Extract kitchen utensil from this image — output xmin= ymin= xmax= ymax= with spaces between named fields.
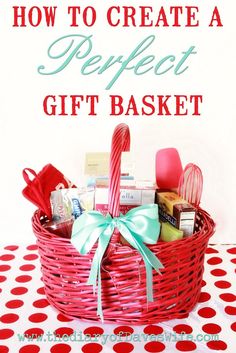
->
xmin=156 ymin=148 xmax=183 ymax=189
xmin=178 ymin=163 xmax=203 ymax=207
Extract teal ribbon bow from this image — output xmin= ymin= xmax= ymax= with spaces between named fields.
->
xmin=71 ymin=204 xmax=164 ymax=320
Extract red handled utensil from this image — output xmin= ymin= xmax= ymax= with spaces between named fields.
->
xmin=178 ymin=163 xmax=203 ymax=208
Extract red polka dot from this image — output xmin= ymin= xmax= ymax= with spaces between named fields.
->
xmin=0 ymin=345 xmax=9 ymax=353
xmin=11 ymin=286 xmax=28 ymax=295
xmin=207 ymin=340 xmax=227 ymax=350
xmin=54 ymin=327 xmax=74 ymax=337
xmin=206 ymin=247 xmax=219 ymax=254
xmin=19 ymin=345 xmax=40 ymax=353
xmin=28 ymin=313 xmax=48 ymax=323
xmin=144 ymin=342 xmax=165 ymax=352
xmin=227 ymin=247 xmax=236 ymax=254
xmin=4 ymin=245 xmax=19 ymax=251
xmin=198 ymin=292 xmax=211 ymax=303
xmin=1 ymin=313 xmax=19 ymax=323
xmin=113 ymin=342 xmax=134 ymax=353
xmin=211 ymin=269 xmax=226 ymax=276
xmin=82 ymin=343 xmax=103 ymax=353
xmin=225 ymin=306 xmax=236 ymax=315
xmin=50 ymin=344 xmax=71 ymax=353
xmin=0 ymin=329 xmax=14 ymax=339
xmin=230 ymin=258 xmax=236 ymax=264
xmin=24 ymin=328 xmax=44 ymax=338
xmin=33 ymin=299 xmax=49 ymax=308
xmin=5 ymin=300 xmax=24 ymax=309
xmin=57 ymin=314 xmax=73 ymax=322
xmin=36 ymin=287 xmax=45 ymax=295
xmin=0 ymin=265 xmax=11 ymax=271
xmin=23 ymin=254 xmax=38 ymax=261
xmin=83 ymin=327 xmax=104 ymax=337
xmin=143 ymin=325 xmax=163 ymax=335
xmin=173 ymin=324 xmax=193 ymax=334
xmin=176 ymin=341 xmax=197 ymax=351
xmin=201 ymin=280 xmax=206 ymax=287
xmin=202 ymin=323 xmax=221 ymax=334
xmin=219 ymin=293 xmax=236 ymax=302
xmin=198 ymin=307 xmax=216 ymax=318
xmin=114 ymin=326 xmax=134 ymax=336
xmin=20 ymin=264 xmax=36 ymax=271
xmin=214 ymin=280 xmax=231 ymax=289
xmin=0 ymin=254 xmax=15 ymax=261
xmin=26 ymin=244 xmax=38 ymax=251
xmin=207 ymin=257 xmax=222 ymax=265
xmin=231 ymin=322 xmax=236 ymax=332
xmin=15 ymin=275 xmax=32 ymax=282
xmin=0 ymin=275 xmax=6 ymax=282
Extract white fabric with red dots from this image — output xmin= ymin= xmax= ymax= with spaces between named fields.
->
xmin=0 ymin=244 xmax=235 ymax=353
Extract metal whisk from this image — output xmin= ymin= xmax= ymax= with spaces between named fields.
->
xmin=178 ymin=163 xmax=203 ymax=208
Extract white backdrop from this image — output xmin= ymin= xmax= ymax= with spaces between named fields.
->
xmin=0 ymin=0 xmax=235 ymax=243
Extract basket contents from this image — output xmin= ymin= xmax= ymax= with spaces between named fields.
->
xmin=22 ymin=123 xmax=215 ymax=324
xmin=157 ymin=191 xmax=196 ymax=236
xmin=50 ymin=187 xmax=94 ymax=221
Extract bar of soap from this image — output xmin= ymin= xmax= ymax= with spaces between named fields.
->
xmin=160 ymin=222 xmax=184 ymax=242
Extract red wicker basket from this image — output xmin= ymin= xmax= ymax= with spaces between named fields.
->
xmin=32 ymin=124 xmax=215 ymax=324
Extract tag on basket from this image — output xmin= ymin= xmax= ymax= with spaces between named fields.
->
xmin=71 ymin=203 xmax=164 ymax=321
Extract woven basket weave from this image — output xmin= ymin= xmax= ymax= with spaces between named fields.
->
xmin=32 ymin=124 xmax=215 ymax=324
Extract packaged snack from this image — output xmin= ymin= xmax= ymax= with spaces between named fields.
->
xmin=50 ymin=188 xmax=94 ymax=221
xmin=157 ymin=191 xmax=196 ymax=236
xmin=160 ymin=221 xmax=184 ymax=242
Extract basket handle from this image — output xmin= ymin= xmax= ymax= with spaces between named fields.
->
xmin=108 ymin=124 xmax=130 ymax=217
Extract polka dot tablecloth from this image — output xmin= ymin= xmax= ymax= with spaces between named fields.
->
xmin=0 ymin=244 xmax=236 ymax=353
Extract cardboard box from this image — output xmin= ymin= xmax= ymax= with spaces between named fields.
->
xmin=157 ymin=191 xmax=196 ymax=236
xmin=95 ymin=186 xmax=155 ymax=215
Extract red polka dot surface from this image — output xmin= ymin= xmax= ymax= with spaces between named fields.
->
xmin=28 ymin=313 xmax=48 ymax=323
xmin=144 ymin=342 xmax=165 ymax=352
xmin=0 ymin=329 xmax=14 ymax=339
xmin=113 ymin=342 xmax=134 ymax=353
xmin=11 ymin=286 xmax=28 ymax=295
xmin=0 ymin=254 xmax=15 ymax=261
xmin=50 ymin=344 xmax=72 ymax=353
xmin=207 ymin=256 xmax=223 ymax=265
xmin=198 ymin=292 xmax=211 ymax=302
xmin=202 ymin=323 xmax=221 ymax=334
xmin=207 ymin=340 xmax=227 ymax=350
xmin=24 ymin=328 xmax=44 ymax=338
xmin=0 ymin=243 xmax=236 ymax=352
xmin=32 ymin=299 xmax=49 ymax=308
xmin=214 ymin=280 xmax=231 ymax=288
xmin=198 ymin=307 xmax=216 ymax=318
xmin=206 ymin=247 xmax=219 ymax=254
xmin=82 ymin=343 xmax=103 ymax=353
xmin=23 ymin=254 xmax=38 ymax=261
xmin=114 ymin=326 xmax=134 ymax=336
xmin=210 ymin=268 xmax=227 ymax=276
xmin=227 ymin=247 xmax=236 ymax=254
xmin=0 ymin=265 xmax=11 ymax=272
xmin=19 ymin=345 xmax=40 ymax=353
xmin=15 ymin=275 xmax=32 ymax=283
xmin=175 ymin=341 xmax=197 ymax=351
xmin=143 ymin=325 xmax=163 ymax=335
xmin=5 ymin=300 xmax=24 ymax=309
xmin=173 ymin=324 xmax=193 ymax=334
xmin=219 ymin=293 xmax=236 ymax=302
xmin=19 ymin=264 xmax=36 ymax=271
xmin=83 ymin=326 xmax=104 ymax=336
xmin=26 ymin=244 xmax=38 ymax=251
xmin=4 ymin=245 xmax=19 ymax=251
xmin=1 ymin=313 xmax=19 ymax=323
